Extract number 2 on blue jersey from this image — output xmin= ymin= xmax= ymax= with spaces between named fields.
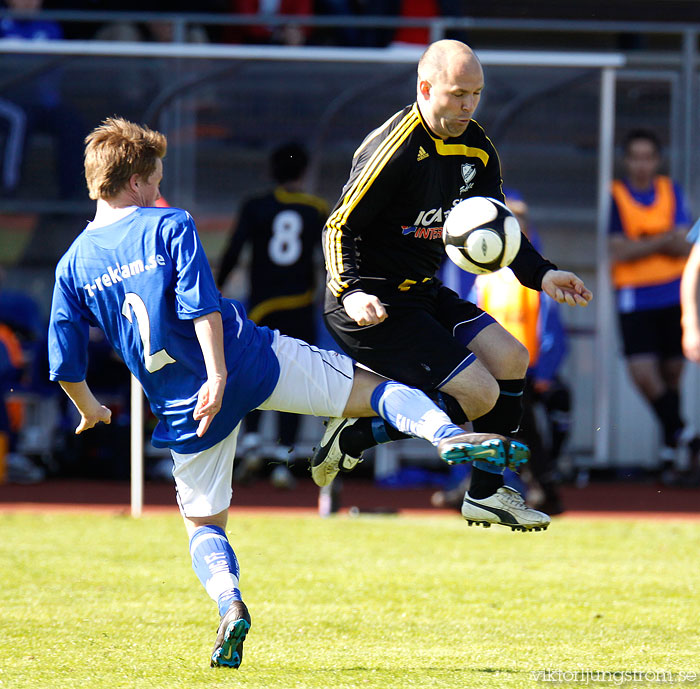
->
xmin=121 ymin=292 xmax=176 ymax=373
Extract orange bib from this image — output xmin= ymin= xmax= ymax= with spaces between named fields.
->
xmin=611 ymin=176 xmax=686 ymax=288
xmin=476 ymin=270 xmax=540 ymax=366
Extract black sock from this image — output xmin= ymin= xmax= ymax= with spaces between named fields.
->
xmin=651 ymin=390 xmax=684 ymax=447
xmin=428 ymin=390 xmax=468 ymax=425
xmin=471 ymin=379 xmax=525 ymax=436
xmin=468 ymin=379 xmax=525 ymax=498
xmin=338 ymin=417 xmax=411 ymax=457
xmin=469 ymin=466 xmax=504 ymax=499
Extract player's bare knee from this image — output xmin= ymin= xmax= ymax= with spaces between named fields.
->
xmin=450 ymin=374 xmax=499 ymax=420
xmin=184 ymin=509 xmax=229 ymax=536
xmin=497 ymin=338 xmax=529 ymax=379
xmin=471 ymin=376 xmax=500 ymax=418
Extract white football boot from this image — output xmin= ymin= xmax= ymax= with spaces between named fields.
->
xmin=310 ymin=418 xmax=362 ymax=487
xmin=461 ymin=485 xmax=551 ymax=532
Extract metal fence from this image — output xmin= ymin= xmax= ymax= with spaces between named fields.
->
xmin=1 ymin=13 xmax=699 ymax=471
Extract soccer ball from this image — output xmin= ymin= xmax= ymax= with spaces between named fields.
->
xmin=443 ymin=196 xmax=522 ymax=274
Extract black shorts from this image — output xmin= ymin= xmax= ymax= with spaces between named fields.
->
xmin=618 ymin=304 xmax=683 ymax=358
xmin=324 ymin=282 xmax=494 ymax=391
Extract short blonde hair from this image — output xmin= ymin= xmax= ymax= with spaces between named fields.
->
xmin=84 ymin=117 xmax=167 ymax=200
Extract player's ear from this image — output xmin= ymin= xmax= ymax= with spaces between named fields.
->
xmin=128 ymin=173 xmax=141 ymax=192
xmin=418 ymin=79 xmax=432 ymax=100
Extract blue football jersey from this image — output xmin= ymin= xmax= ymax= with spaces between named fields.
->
xmin=49 ymin=207 xmax=280 ymax=453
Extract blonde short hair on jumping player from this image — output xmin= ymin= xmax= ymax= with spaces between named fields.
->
xmin=84 ymin=117 xmax=167 ymax=201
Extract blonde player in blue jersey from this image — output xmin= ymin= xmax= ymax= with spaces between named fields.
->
xmin=48 ymin=118 xmax=529 ymax=669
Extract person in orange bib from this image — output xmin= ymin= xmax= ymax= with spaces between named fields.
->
xmin=609 ymin=129 xmax=696 ymax=482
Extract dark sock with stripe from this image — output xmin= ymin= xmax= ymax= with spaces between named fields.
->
xmin=339 ymin=417 xmax=411 ymax=457
xmin=471 ymin=378 xmax=525 ymax=436
xmin=469 ymin=378 xmax=526 ymax=498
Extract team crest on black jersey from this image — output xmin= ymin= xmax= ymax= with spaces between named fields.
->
xmin=459 ymin=163 xmax=476 ymax=193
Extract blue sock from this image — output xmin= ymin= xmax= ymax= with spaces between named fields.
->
xmin=189 ymin=525 xmax=242 ymax=616
xmin=370 ymin=381 xmax=464 ymax=447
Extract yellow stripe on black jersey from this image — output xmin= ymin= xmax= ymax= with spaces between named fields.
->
xmin=274 ymin=187 xmax=329 ymax=216
xmin=326 ymin=106 xmax=420 ymax=292
xmin=434 ymin=139 xmax=489 ymax=165
xmin=325 ymin=105 xmax=420 ymax=295
xmin=248 ymin=288 xmax=316 ymax=324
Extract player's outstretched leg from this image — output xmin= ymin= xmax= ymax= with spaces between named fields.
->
xmin=211 ymin=600 xmax=251 ymax=668
xmin=310 ymin=422 xmax=525 ymax=488
xmin=310 ymin=380 xmax=536 ymax=493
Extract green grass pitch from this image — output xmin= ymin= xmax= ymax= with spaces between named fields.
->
xmin=1 ymin=512 xmax=699 ymax=689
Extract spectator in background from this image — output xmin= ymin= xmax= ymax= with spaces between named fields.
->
xmin=389 ymin=0 xmax=469 ymax=47
xmin=95 ymin=19 xmax=210 ymax=43
xmin=353 ymin=0 xmax=399 ymax=47
xmin=0 ymin=0 xmax=85 ymax=199
xmin=217 ymin=143 xmax=328 ymax=485
xmin=225 ymin=0 xmax=313 ymax=45
xmin=434 ymin=196 xmax=571 ymax=515
xmin=609 ymin=129 xmax=696 ymax=483
xmin=312 ymin=0 xmax=402 ymax=47
xmin=0 ymin=277 xmax=45 ymax=484
xmin=312 ymin=0 xmax=356 ymax=46
xmin=0 ymin=315 xmax=24 ymax=483
xmin=391 ymin=0 xmax=436 ymax=46
xmin=52 ymin=1 xmax=228 ymax=42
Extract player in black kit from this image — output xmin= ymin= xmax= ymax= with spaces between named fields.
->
xmin=218 ymin=143 xmax=328 ymax=481
xmin=312 ymin=40 xmax=592 ymax=531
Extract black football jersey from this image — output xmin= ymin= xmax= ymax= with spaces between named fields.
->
xmin=324 ymin=103 xmax=554 ymax=304
xmin=218 ymin=188 xmax=328 ymax=322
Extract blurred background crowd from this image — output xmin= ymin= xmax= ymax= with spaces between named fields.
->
xmin=1 ymin=0 xmax=700 ymax=515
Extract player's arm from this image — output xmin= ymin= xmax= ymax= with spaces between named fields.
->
xmin=192 ymin=310 xmax=227 ymax=437
xmin=541 ymin=269 xmax=592 ymax=307
xmin=49 ymin=273 xmax=112 ymax=434
xmin=167 ymin=211 xmax=228 ymax=435
xmin=325 ymin=117 xmax=411 ymax=325
xmin=472 ymin=128 xmax=569 ymax=298
xmin=681 ymin=240 xmax=700 ymax=362
xmin=59 ymin=380 xmax=112 ymax=434
xmin=506 ymin=197 xmax=591 ymax=305
xmin=217 ymin=202 xmax=253 ymax=288
xmin=510 ymin=231 xmax=591 ymax=306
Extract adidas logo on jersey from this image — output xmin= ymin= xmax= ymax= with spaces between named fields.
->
xmin=417 ymin=146 xmax=429 ymax=161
